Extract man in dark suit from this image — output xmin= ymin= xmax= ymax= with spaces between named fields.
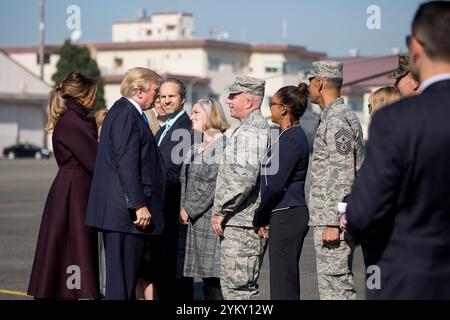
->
xmin=153 ymin=78 xmax=193 ymax=300
xmin=343 ymin=1 xmax=450 ymax=299
xmin=85 ymin=67 xmax=165 ymax=300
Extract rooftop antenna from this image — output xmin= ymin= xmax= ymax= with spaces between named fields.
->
xmin=39 ymin=0 xmax=45 ymax=80
xmin=137 ymin=8 xmax=146 ymax=20
xmin=349 ymin=48 xmax=360 ymax=57
xmin=216 ymin=32 xmax=229 ymax=41
xmin=282 ymin=18 xmax=288 ymax=41
xmin=392 ymin=48 xmax=400 ymax=55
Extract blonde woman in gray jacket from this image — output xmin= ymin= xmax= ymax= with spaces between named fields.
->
xmin=178 ymin=98 xmax=229 ymax=300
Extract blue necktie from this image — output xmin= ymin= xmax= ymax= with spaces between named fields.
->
xmin=141 ymin=112 xmax=149 ymax=125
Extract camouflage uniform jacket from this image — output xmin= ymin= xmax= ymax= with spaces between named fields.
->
xmin=309 ymin=97 xmax=363 ymax=226
xmin=212 ymin=109 xmax=270 ymax=227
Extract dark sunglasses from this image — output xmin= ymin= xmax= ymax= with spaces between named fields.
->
xmin=406 ymin=34 xmax=427 ymax=50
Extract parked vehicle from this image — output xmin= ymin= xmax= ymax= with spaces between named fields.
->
xmin=2 ymin=143 xmax=52 ymax=160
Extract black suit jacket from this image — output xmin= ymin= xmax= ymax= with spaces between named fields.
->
xmin=155 ymin=111 xmax=192 ymax=187
xmin=85 ymin=97 xmax=166 ymax=235
xmin=346 ymin=79 xmax=450 ymax=299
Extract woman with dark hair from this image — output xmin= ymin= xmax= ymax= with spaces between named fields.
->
xmin=253 ymin=83 xmax=310 ymax=300
xmin=28 ymin=72 xmax=100 ymax=299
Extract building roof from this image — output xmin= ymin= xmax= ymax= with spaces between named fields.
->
xmin=2 ymin=39 xmax=326 ymax=59
xmin=0 ymin=49 xmax=51 ymax=102
xmin=103 ymin=73 xmax=211 ymax=85
xmin=113 ymin=12 xmax=193 ymax=24
xmin=336 ymin=55 xmax=399 ymax=95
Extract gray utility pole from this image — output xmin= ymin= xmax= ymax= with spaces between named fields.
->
xmin=39 ymin=0 xmax=45 ymax=80
xmin=39 ymin=0 xmax=48 ymax=149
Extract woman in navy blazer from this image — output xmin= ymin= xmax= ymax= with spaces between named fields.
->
xmin=253 ymin=83 xmax=310 ymax=300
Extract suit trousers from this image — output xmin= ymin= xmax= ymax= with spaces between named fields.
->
xmin=103 ymin=231 xmax=145 ymax=300
xmin=269 ymin=206 xmax=309 ymax=300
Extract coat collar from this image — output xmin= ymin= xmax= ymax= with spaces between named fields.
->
xmin=66 ymin=98 xmax=90 ymax=117
xmin=240 ymin=109 xmax=263 ymax=126
xmin=422 ymin=78 xmax=450 ymax=94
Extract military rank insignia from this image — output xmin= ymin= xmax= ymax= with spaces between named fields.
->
xmin=335 ymin=128 xmax=352 ymax=155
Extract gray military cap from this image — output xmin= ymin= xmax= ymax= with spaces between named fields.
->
xmin=308 ymin=60 xmax=344 ymax=80
xmin=386 ymin=54 xmax=411 ymax=79
xmin=228 ymin=76 xmax=266 ymax=97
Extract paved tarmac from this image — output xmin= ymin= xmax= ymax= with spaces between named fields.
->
xmin=0 ymin=159 xmax=366 ymax=300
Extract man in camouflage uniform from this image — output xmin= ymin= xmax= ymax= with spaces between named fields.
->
xmin=387 ymin=54 xmax=420 ymax=97
xmin=308 ymin=61 xmax=363 ymax=300
xmin=211 ymin=76 xmax=270 ymax=300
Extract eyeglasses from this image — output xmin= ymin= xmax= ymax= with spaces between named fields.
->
xmin=406 ymin=34 xmax=427 ymax=50
xmin=269 ymin=102 xmax=285 ymax=108
xmin=198 ymin=98 xmax=213 ymax=105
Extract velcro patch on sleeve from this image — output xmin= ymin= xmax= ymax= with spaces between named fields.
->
xmin=335 ymin=128 xmax=352 ymax=155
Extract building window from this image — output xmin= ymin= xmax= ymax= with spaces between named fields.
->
xmin=208 ymin=58 xmax=221 ymax=71
xmin=192 ymin=92 xmax=199 ymax=104
xmin=166 ymin=25 xmax=176 ymax=31
xmin=265 ymin=62 xmax=282 ymax=74
xmin=347 ymin=96 xmax=364 ymax=112
xmin=233 ymin=60 xmax=245 ymax=73
xmin=146 ymin=29 xmax=152 ymax=36
xmin=36 ymin=53 xmax=50 ymax=65
xmin=114 ymin=57 xmax=123 ymax=68
xmin=283 ymin=62 xmax=300 ymax=75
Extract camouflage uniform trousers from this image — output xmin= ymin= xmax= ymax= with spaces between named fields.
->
xmin=313 ymin=226 xmax=356 ymax=300
xmin=220 ymin=226 xmax=267 ymax=300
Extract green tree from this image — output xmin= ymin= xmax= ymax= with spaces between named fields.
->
xmin=52 ymin=39 xmax=106 ymax=110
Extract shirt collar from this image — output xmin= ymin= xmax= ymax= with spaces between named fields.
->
xmin=320 ymin=97 xmax=345 ymax=121
xmin=126 ymin=97 xmax=143 ymax=115
xmin=241 ymin=109 xmax=262 ymax=126
xmin=419 ymin=73 xmax=450 ymax=93
xmin=165 ymin=109 xmax=186 ymax=128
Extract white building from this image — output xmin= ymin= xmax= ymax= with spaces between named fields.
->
xmin=113 ymin=12 xmax=194 ymax=42
xmin=3 ymin=12 xmax=325 ymax=143
xmin=0 ymin=50 xmax=51 ymax=153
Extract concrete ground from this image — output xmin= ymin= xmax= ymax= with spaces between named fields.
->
xmin=0 ymin=159 xmax=366 ymax=300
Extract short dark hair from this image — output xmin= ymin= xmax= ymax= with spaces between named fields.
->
xmin=274 ymin=83 xmax=309 ymax=121
xmin=324 ymin=77 xmax=343 ymax=90
xmin=412 ymin=1 xmax=450 ymax=62
xmin=161 ymin=77 xmax=187 ymax=101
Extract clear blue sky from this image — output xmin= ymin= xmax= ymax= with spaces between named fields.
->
xmin=0 ymin=0 xmax=423 ymax=57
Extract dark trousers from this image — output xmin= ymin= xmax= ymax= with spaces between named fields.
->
xmin=154 ymin=187 xmax=194 ymax=300
xmin=269 ymin=206 xmax=309 ymax=300
xmin=103 ymin=231 xmax=145 ymax=300
xmin=203 ymin=277 xmax=223 ymax=300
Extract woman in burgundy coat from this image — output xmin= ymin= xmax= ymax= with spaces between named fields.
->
xmin=28 ymin=72 xmax=100 ymax=299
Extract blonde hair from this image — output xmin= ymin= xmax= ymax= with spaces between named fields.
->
xmin=369 ymin=86 xmax=402 ymax=116
xmin=196 ymin=98 xmax=230 ymax=132
xmin=120 ymin=67 xmax=162 ymax=98
xmin=94 ymin=108 xmax=108 ymax=133
xmin=46 ymin=72 xmax=98 ymax=132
